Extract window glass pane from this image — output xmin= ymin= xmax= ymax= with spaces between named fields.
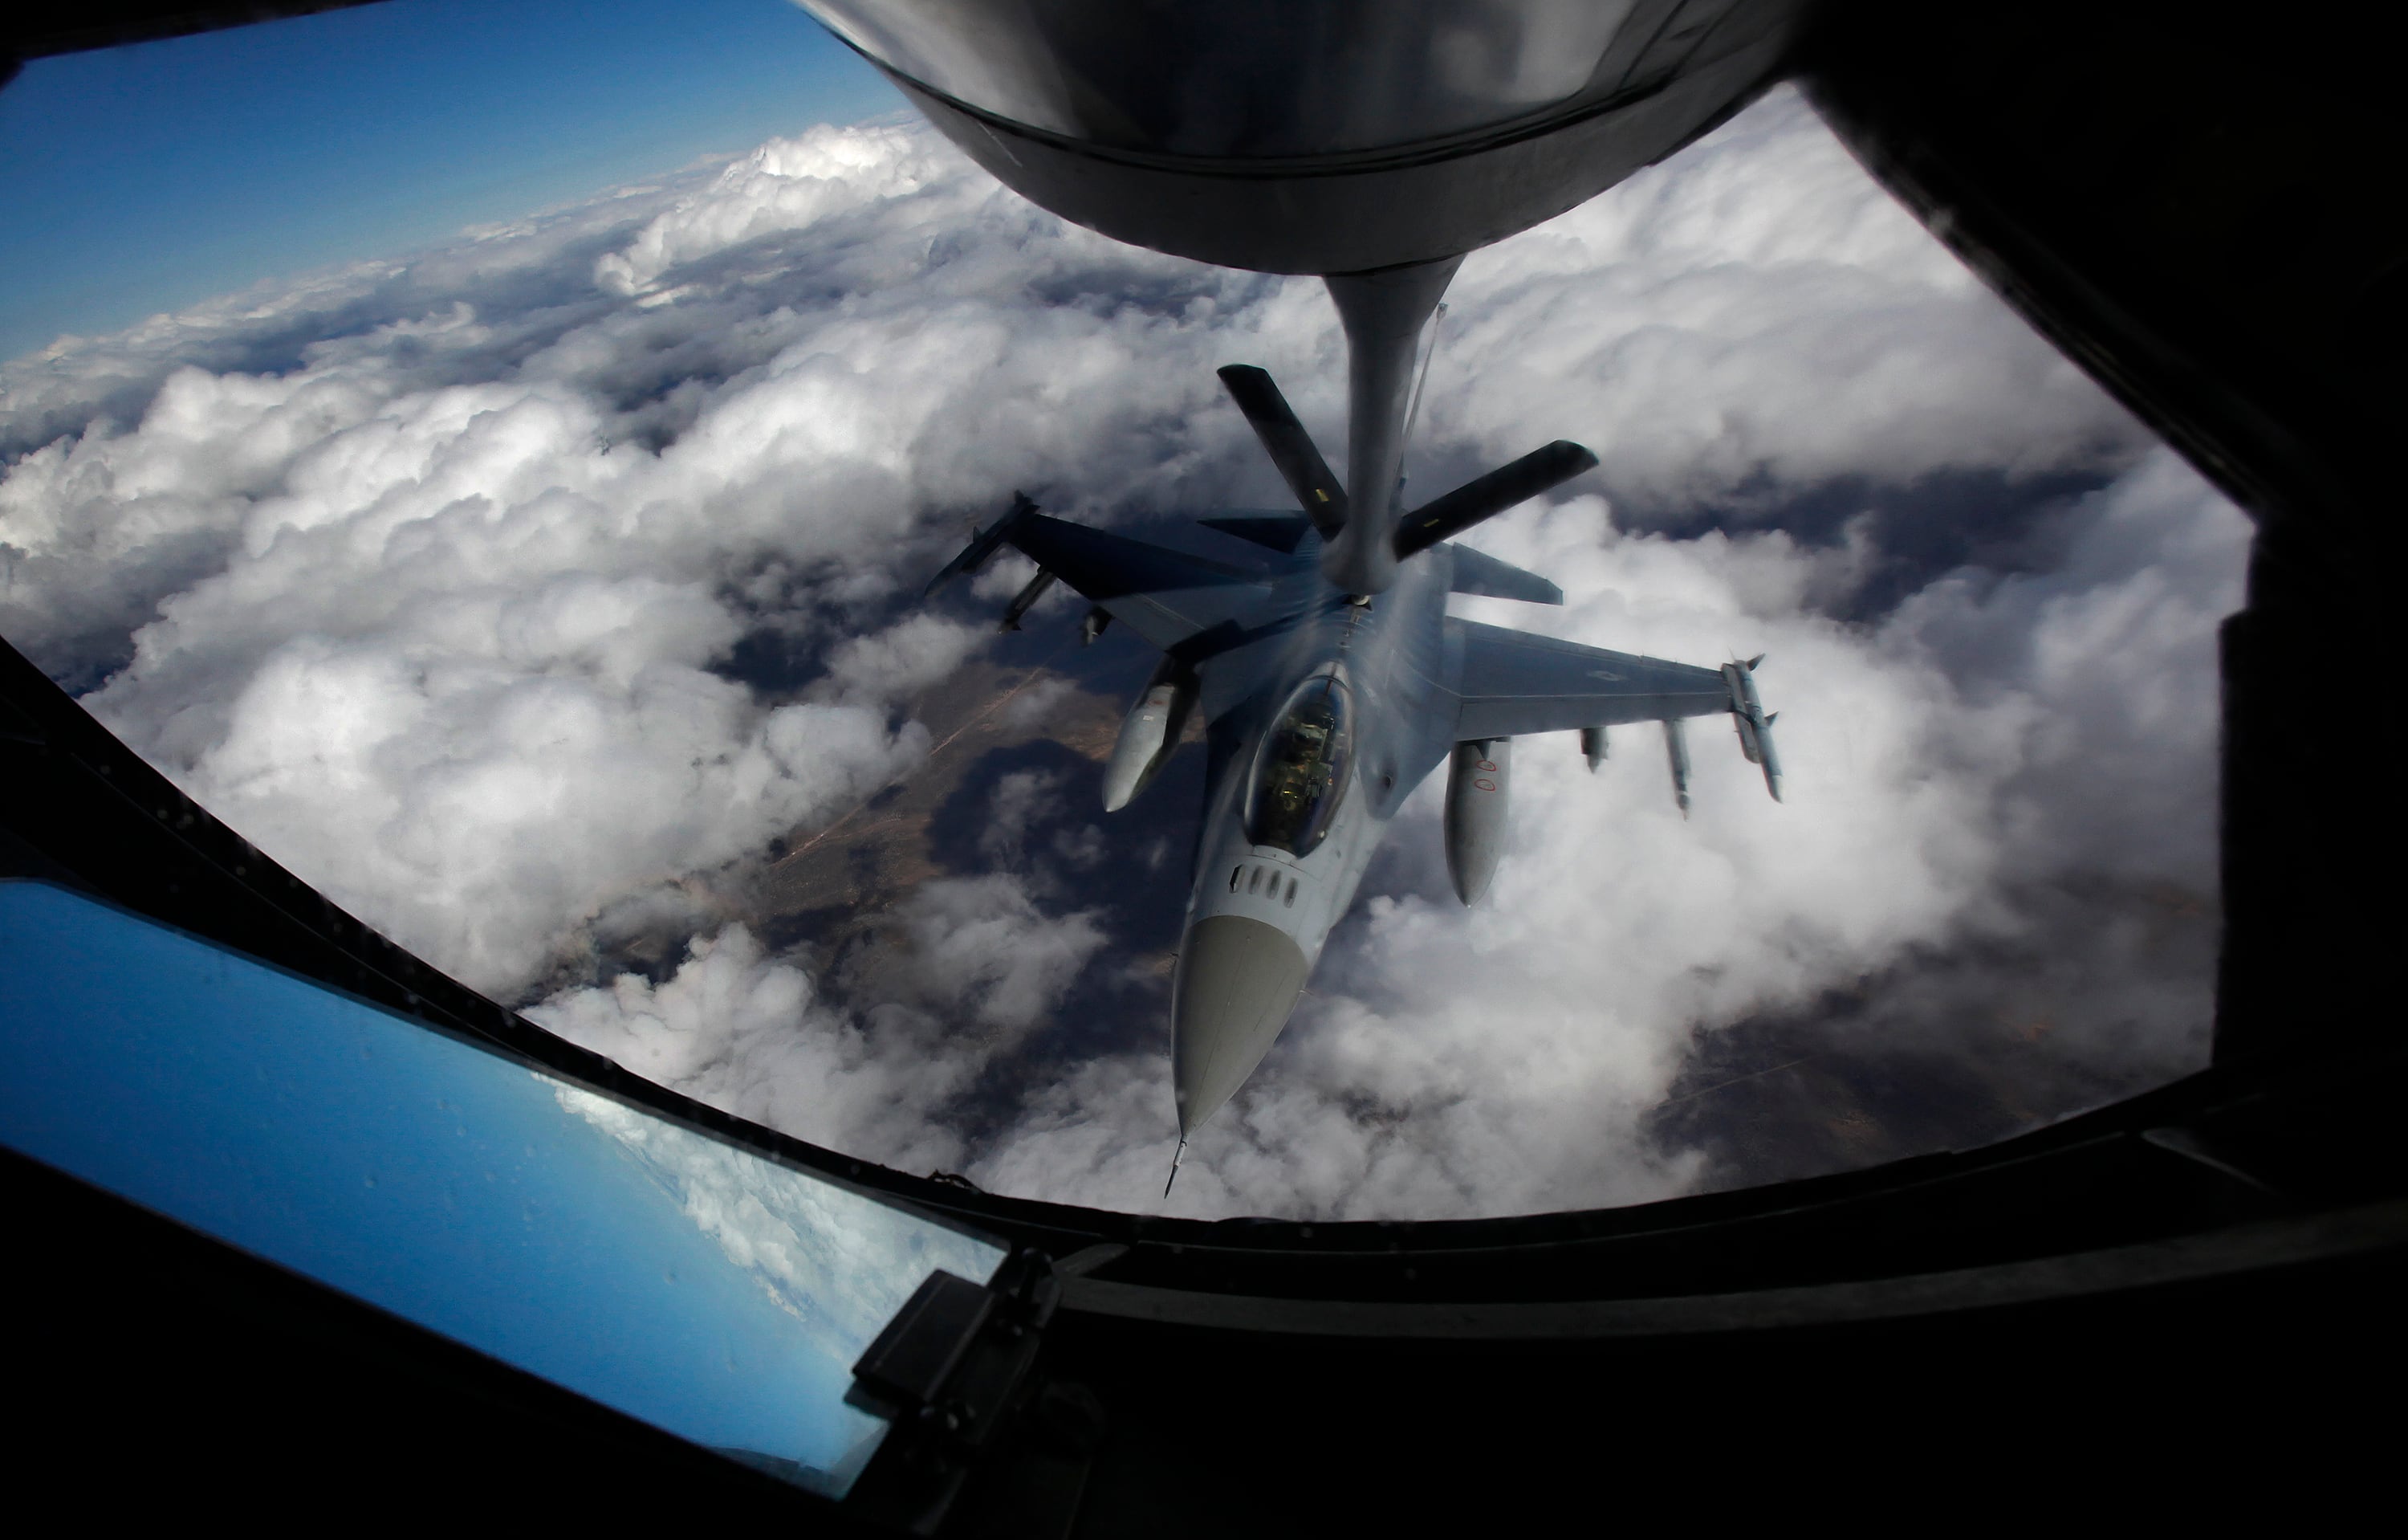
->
xmin=0 ymin=880 xmax=1003 ymax=1497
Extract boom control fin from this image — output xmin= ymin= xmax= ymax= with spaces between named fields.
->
xmin=1393 ymin=440 xmax=1597 ymax=560
xmin=1217 ymin=365 xmax=1347 ymax=537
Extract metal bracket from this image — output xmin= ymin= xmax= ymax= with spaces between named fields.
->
xmin=843 ymin=1248 xmax=1063 ymax=1534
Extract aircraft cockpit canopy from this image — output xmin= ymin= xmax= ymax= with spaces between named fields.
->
xmin=1247 ymin=672 xmax=1355 ymax=856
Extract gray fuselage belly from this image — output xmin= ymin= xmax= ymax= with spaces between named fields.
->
xmin=1170 ymin=537 xmax=1461 ymax=1133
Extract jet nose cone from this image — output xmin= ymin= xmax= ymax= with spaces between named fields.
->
xmin=1172 ymin=915 xmax=1310 ymax=1136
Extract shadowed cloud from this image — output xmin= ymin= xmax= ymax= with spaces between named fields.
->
xmin=0 ymin=89 xmax=2243 ymax=1220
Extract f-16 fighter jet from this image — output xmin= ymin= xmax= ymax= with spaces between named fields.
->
xmin=926 ymin=359 xmax=1783 ymax=1187
xmin=820 ymin=0 xmax=1809 ymax=1180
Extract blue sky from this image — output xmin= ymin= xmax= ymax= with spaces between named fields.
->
xmin=0 ymin=0 xmax=896 ymax=363
xmin=0 ymin=879 xmax=1001 ymax=1491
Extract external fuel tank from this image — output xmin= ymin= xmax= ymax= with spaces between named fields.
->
xmin=1102 ymin=661 xmax=1196 ymax=812
xmin=1444 ymin=737 xmax=1511 ymax=905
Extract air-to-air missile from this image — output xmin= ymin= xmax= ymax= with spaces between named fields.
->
xmin=1722 ymin=655 xmax=1784 ymax=802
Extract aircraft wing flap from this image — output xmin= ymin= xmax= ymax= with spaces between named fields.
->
xmin=1449 ymin=617 xmax=1728 ymax=739
xmin=1006 ymin=511 xmax=1269 ymax=652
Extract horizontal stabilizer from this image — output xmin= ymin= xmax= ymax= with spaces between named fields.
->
xmin=1217 ymin=365 xmax=1347 ymax=537
xmin=1721 ymin=658 xmax=1784 ymax=801
xmin=1450 ymin=545 xmax=1561 ymax=605
xmin=1393 ymin=441 xmax=1597 ymax=559
xmin=924 ymin=491 xmax=1035 ymax=597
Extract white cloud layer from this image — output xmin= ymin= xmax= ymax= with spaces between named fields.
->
xmin=0 ymin=90 xmax=2245 ymax=1219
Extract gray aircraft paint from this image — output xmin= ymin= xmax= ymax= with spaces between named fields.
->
xmin=836 ymin=0 xmax=1804 ymax=1158
xmin=933 ymin=462 xmax=1781 ymax=1146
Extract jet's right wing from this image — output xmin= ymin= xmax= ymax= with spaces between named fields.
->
xmin=1448 ymin=617 xmax=1729 ymax=739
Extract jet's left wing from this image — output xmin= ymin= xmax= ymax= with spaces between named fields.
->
xmin=1449 ymin=617 xmax=1728 ymax=739
xmin=929 ymin=498 xmax=1271 ymax=654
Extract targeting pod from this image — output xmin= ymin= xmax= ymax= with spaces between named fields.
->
xmin=1103 ymin=658 xmax=1197 ymax=812
xmin=1444 ymin=738 xmax=1511 ymax=905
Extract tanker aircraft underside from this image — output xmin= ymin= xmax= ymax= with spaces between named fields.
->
xmin=928 ymin=360 xmax=1784 ymax=1190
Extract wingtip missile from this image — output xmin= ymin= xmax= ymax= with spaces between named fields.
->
xmin=1721 ymin=661 xmax=1784 ymax=803
xmin=1755 ymin=713 xmax=1784 ymax=803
